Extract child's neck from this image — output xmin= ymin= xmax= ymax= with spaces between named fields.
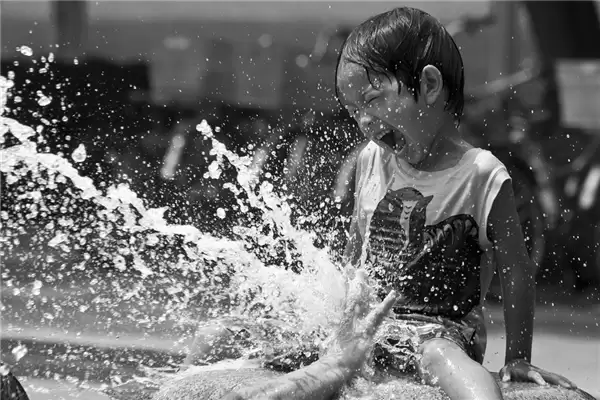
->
xmin=409 ymin=119 xmax=469 ymax=172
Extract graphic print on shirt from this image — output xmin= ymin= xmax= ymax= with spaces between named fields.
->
xmin=366 ymin=187 xmax=482 ymax=319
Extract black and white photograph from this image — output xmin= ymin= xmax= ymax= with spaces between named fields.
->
xmin=1 ymin=1 xmax=599 ymax=399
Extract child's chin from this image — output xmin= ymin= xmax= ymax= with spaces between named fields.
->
xmin=399 ymin=147 xmax=424 ymax=166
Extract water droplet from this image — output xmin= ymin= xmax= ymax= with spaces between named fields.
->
xmin=11 ymin=344 xmax=28 ymax=361
xmin=17 ymin=46 xmax=33 ymax=57
xmin=146 ymin=234 xmax=159 ymax=247
xmin=113 ymin=255 xmax=126 ymax=271
xmin=71 ymin=144 xmax=87 ymax=163
xmin=48 ymin=232 xmax=67 ymax=247
xmin=32 ymin=280 xmax=42 ymax=296
xmin=37 ymin=95 xmax=52 ymax=107
xmin=216 ymin=208 xmax=226 ymax=219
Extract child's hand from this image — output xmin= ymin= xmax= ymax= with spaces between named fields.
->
xmin=500 ymin=359 xmax=576 ymax=389
xmin=337 ymin=290 xmax=398 ymax=371
xmin=326 ymin=270 xmax=398 ymax=370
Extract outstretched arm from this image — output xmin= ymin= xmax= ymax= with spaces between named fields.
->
xmin=223 ymin=289 xmax=398 ymax=400
xmin=223 ymin=356 xmax=359 ymax=400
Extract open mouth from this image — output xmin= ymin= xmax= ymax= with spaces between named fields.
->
xmin=379 ymin=129 xmax=406 ymax=154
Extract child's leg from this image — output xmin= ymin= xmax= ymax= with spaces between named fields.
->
xmin=419 ymin=338 xmax=502 ymax=400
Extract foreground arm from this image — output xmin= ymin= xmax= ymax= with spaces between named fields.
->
xmin=223 ymin=357 xmax=359 ymax=400
xmin=488 ymin=181 xmax=574 ymax=388
xmin=223 ymin=290 xmax=397 ymax=400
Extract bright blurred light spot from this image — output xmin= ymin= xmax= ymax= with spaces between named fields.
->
xmin=164 ymin=36 xmax=190 ymax=50
xmin=258 ymin=34 xmax=273 ymax=48
xmin=296 ymin=54 xmax=309 ymax=68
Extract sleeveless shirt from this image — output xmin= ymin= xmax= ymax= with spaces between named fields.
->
xmin=352 ymin=142 xmax=511 ymax=344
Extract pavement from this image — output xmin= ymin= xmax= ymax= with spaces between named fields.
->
xmin=1 ymin=266 xmax=599 ymax=399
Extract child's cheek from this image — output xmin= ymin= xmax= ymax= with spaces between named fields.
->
xmin=393 ymin=97 xmax=417 ymax=115
xmin=392 ymin=105 xmax=419 ymax=131
xmin=393 ymin=104 xmax=405 ymax=114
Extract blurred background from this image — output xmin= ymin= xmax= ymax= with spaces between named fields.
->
xmin=1 ymin=1 xmax=599 ymax=399
xmin=3 ymin=0 xmax=600 ymax=299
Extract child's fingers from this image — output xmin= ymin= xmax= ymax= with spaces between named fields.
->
xmin=362 ymin=290 xmax=398 ymax=338
xmin=351 ymin=269 xmax=370 ymax=301
xmin=540 ymin=372 xmax=576 ymax=389
xmin=527 ymin=370 xmax=547 ymax=386
xmin=343 ymin=269 xmax=371 ymax=319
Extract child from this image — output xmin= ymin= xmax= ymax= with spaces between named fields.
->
xmin=225 ymin=6 xmax=576 ymax=400
xmin=334 ymin=7 xmax=577 ymax=399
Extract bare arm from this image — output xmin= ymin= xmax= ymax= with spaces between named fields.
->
xmin=487 ymin=181 xmax=536 ymax=363
xmin=223 ymin=290 xmax=398 ymax=400
xmin=223 ymin=357 xmax=359 ymax=400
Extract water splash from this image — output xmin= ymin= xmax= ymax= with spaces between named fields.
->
xmin=16 ymin=46 xmax=33 ymax=57
xmin=0 ymin=64 xmax=350 ymax=390
xmin=198 ymin=120 xmax=346 ymax=293
xmin=71 ymin=143 xmax=87 ymax=163
xmin=11 ymin=344 xmax=28 ymax=362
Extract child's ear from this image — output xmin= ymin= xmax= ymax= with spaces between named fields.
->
xmin=419 ymin=65 xmax=443 ymax=106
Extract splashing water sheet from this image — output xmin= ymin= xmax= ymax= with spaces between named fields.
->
xmin=0 ymin=58 xmax=373 ymax=399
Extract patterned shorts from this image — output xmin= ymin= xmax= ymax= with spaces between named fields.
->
xmin=371 ymin=314 xmax=483 ymax=376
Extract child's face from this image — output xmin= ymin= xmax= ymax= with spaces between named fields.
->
xmin=337 ymin=61 xmax=443 ymax=165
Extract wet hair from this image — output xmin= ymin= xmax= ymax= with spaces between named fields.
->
xmin=335 ymin=7 xmax=465 ymax=121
